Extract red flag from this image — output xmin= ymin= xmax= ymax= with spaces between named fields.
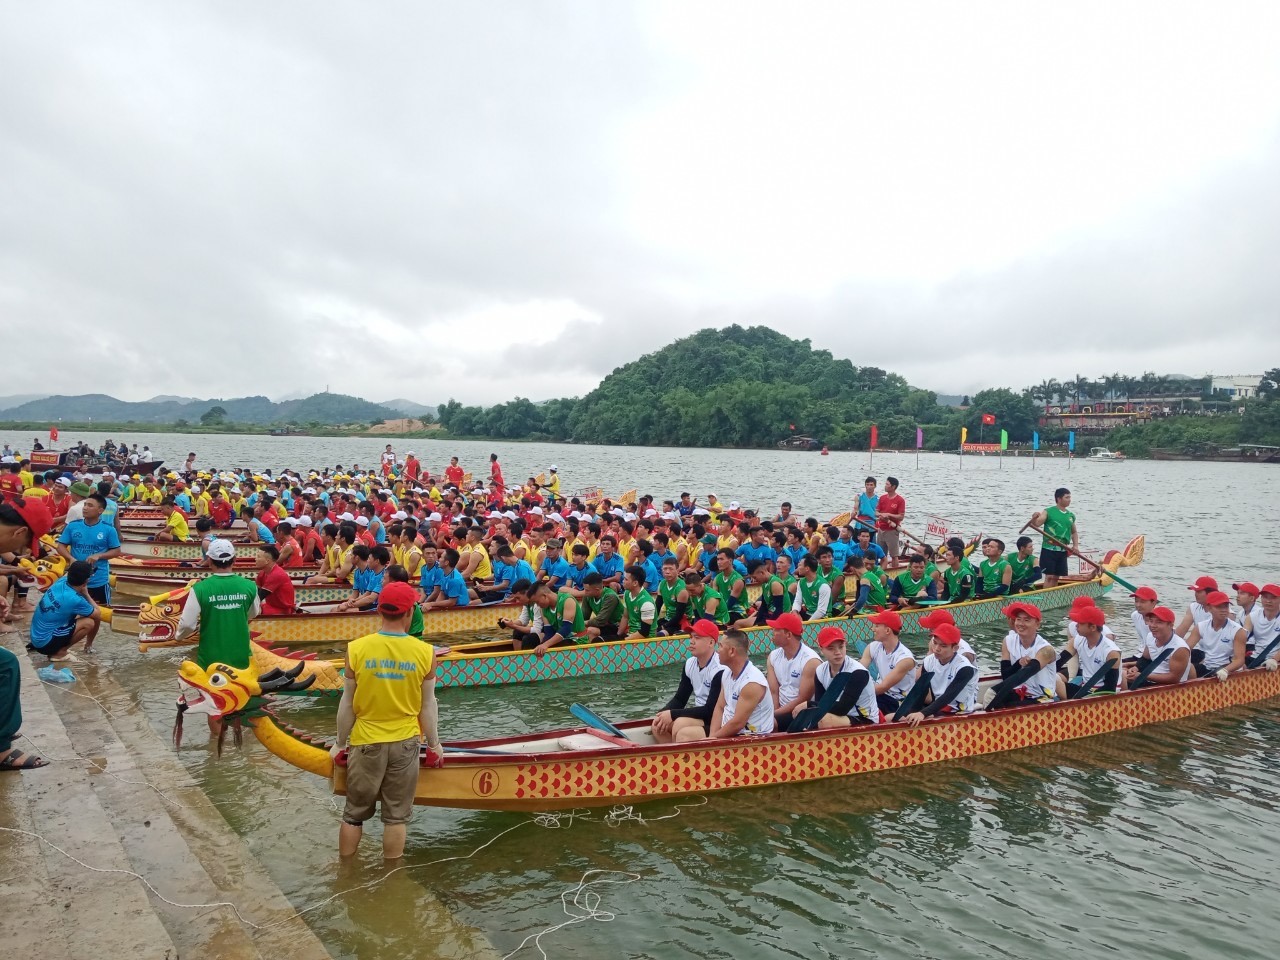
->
xmin=789 ymin=424 xmax=795 ymax=430
xmin=50 ymin=425 xmax=59 ymax=442
xmin=981 ymin=413 xmax=996 ymax=425
xmin=870 ymin=424 xmax=878 ymax=449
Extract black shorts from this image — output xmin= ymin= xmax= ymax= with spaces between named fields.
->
xmin=87 ymin=584 xmax=110 ymax=605
xmin=1039 ymin=549 xmax=1069 ymax=577
xmin=875 ymin=692 xmax=902 ymax=715
xmin=30 ymin=626 xmax=77 ymax=657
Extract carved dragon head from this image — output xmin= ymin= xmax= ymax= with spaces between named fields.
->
xmin=18 ymin=554 xmax=67 ymax=591
xmin=174 ymin=658 xmax=316 ymax=750
xmin=137 ymin=587 xmax=192 ymax=648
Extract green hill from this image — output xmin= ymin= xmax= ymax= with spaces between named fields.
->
xmin=0 ymin=392 xmax=396 ymax=426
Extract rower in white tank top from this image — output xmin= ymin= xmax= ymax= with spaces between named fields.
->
xmin=720 ymin=661 xmax=775 ymax=735
xmin=867 ymin=639 xmax=917 ymax=700
xmin=1074 ymin=634 xmax=1122 ymax=690
xmin=1195 ymin=618 xmax=1245 ymax=672
xmin=1131 ymin=609 xmax=1154 ymax=650
xmin=1004 ymin=630 xmax=1058 ymax=700
xmin=1248 ymin=607 xmax=1280 ymax=660
xmin=683 ymin=652 xmax=723 ymax=708
xmin=767 ymin=643 xmax=820 ymax=708
xmin=1146 ymin=634 xmax=1193 ymax=682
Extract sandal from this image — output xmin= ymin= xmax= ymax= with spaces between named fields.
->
xmin=0 ymin=748 xmax=50 ymax=771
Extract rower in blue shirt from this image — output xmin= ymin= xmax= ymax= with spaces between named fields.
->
xmin=538 ymin=538 xmax=571 ymax=589
xmin=491 ymin=546 xmax=535 ymax=599
xmin=852 ymin=529 xmax=885 ymax=567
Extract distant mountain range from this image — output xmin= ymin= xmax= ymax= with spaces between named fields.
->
xmin=379 ymin=398 xmax=438 ymax=418
xmin=0 ymin=392 xmax=402 ymax=426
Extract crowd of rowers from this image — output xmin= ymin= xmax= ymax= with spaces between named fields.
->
xmin=646 ymin=575 xmax=1280 ymax=742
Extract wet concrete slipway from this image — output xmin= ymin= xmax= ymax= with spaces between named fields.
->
xmin=0 ymin=612 xmax=498 ymax=960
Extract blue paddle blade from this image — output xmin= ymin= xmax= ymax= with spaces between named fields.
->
xmin=570 ymin=702 xmax=626 ymax=738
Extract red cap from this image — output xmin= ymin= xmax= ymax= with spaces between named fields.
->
xmin=1130 ymin=586 xmax=1158 ymax=601
xmin=1261 ymin=584 xmax=1280 ymax=598
xmin=1148 ymin=606 xmax=1176 ymax=623
xmin=1232 ymin=582 xmax=1260 ymax=596
xmin=931 ymin=623 xmax=962 ymax=645
xmin=1002 ymin=601 xmax=1042 ymax=621
xmin=1188 ymin=576 xmax=1218 ymax=592
xmin=1071 ymin=606 xmax=1106 ymax=627
xmin=1204 ymin=590 xmax=1231 ymax=607
xmin=690 ymin=619 xmax=720 ymax=640
xmin=378 ymin=582 xmax=419 ymax=616
xmin=8 ymin=496 xmax=53 ymax=544
xmin=1069 ymin=595 xmax=1096 ymax=610
xmin=816 ymin=625 xmax=847 ymax=648
xmin=917 ymin=609 xmax=956 ymax=629
xmin=868 ymin=610 xmax=903 ymax=632
xmin=767 ymin=611 xmax=805 ymax=635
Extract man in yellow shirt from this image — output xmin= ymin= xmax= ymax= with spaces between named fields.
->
xmin=155 ymin=496 xmax=191 ymax=542
xmin=332 ymin=582 xmax=440 ymax=859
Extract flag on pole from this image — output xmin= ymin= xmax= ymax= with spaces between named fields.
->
xmin=916 ymin=427 xmax=923 ymax=449
xmin=1068 ymin=431 xmax=1076 ymax=451
xmin=870 ymin=424 xmax=878 ymax=449
xmin=999 ymin=429 xmax=1008 ymax=451
xmin=50 ymin=425 xmax=59 ymax=442
xmin=1032 ymin=431 xmax=1040 ymax=450
xmin=960 ymin=426 xmax=968 ymax=445
xmin=981 ymin=413 xmax=996 ymax=425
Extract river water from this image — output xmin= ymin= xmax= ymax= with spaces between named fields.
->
xmin=9 ymin=431 xmax=1280 ymax=959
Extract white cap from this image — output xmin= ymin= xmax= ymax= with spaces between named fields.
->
xmin=643 ymin=507 xmax=658 ymax=518
xmin=304 ymin=487 xmax=316 ymax=494
xmin=488 ymin=510 xmax=502 ymax=518
xmin=549 ymin=513 xmax=565 ymax=524
xmin=191 ymin=484 xmax=202 ymax=493
xmin=569 ymin=510 xmax=583 ymax=520
xmin=624 ymin=512 xmax=637 ymax=522
xmin=206 ymin=539 xmax=237 ymax=562
xmin=392 ymin=510 xmax=408 ymax=520
xmin=355 ymin=516 xmax=370 ymax=527
xmin=693 ymin=507 xmax=710 ymax=517
xmin=503 ymin=510 xmax=518 ymax=520
xmin=296 ymin=515 xmax=313 ymax=527
xmin=611 ymin=507 xmax=626 ymax=517
xmin=56 ymin=476 xmax=72 ymax=488
xmin=406 ymin=451 xmax=414 ymax=456
xmin=0 ymin=456 xmax=14 ymax=464
xmin=339 ymin=512 xmax=356 ymax=522
xmin=729 ymin=501 xmax=741 ymax=510
xmin=427 ymin=511 xmax=443 ymax=522
xmin=550 ymin=465 xmax=558 ymax=471
xmin=529 ymin=506 xmax=544 ymax=515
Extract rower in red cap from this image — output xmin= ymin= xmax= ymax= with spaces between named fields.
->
xmin=1183 ymin=591 xmax=1248 ymax=680
xmin=1177 ymin=575 xmax=1219 ymax=638
xmin=860 ymin=610 xmax=917 ymax=715
xmin=1247 ymin=585 xmax=1280 ymax=666
xmin=652 ymin=619 xmax=725 ymax=744
xmin=903 ymin=623 xmax=980 ymax=726
xmin=765 ymin=612 xmax=820 ymax=730
xmin=993 ymin=602 xmax=1059 ymax=706
xmin=1126 ymin=606 xmax=1192 ymax=686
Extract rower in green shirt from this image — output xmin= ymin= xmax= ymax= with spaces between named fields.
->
xmin=975 ymin=537 xmax=1012 ymax=598
xmin=940 ymin=546 xmax=975 ymax=603
xmin=582 ymin=573 xmax=624 ymax=641
xmin=1006 ymin=536 xmax=1041 ymax=594
xmin=685 ymin=574 xmax=729 ymax=626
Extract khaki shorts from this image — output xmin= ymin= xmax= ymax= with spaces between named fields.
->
xmin=342 ymin=737 xmax=420 ymax=826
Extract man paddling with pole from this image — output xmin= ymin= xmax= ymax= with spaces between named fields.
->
xmin=1028 ymin=488 xmax=1078 ymax=588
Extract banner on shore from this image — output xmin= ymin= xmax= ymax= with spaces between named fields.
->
xmin=961 ymin=442 xmax=1002 ymax=453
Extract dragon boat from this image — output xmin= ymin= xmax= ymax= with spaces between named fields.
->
xmin=108 ymin=557 xmax=324 ymax=596
xmin=151 ymin=537 xmax=1144 ymax=694
xmin=175 ymin=631 xmax=1280 ymax=812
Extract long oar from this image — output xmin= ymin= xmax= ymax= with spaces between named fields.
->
xmin=789 ymin=672 xmax=852 ymax=733
xmin=1069 ymin=659 xmax=1115 ymax=699
xmin=570 ymin=702 xmax=627 ymax=739
xmin=1027 ymin=523 xmax=1139 ymax=593
xmin=1127 ymin=649 xmax=1172 ymax=690
xmin=1246 ymin=635 xmax=1280 ymax=669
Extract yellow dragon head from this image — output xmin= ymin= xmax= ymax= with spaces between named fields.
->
xmin=138 ymin=587 xmax=192 ymax=648
xmin=174 ymin=658 xmax=316 ymax=750
xmin=18 ymin=554 xmax=67 ymax=591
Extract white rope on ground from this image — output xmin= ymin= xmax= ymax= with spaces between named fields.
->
xmin=499 ymin=869 xmax=642 ymax=960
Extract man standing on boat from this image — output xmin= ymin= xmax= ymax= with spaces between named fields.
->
xmin=1029 ymin=487 xmax=1078 ymax=588
xmin=875 ymin=477 xmax=905 ymax=561
xmin=333 ymin=581 xmax=440 ymax=860
xmin=853 ymin=477 xmax=879 ymax=537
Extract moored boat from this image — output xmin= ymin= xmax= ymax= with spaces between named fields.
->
xmin=178 ymin=646 xmax=1280 ymax=812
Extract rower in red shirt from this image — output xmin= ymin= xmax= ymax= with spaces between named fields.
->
xmin=444 ymin=457 xmax=464 ymax=488
xmin=255 ymin=544 xmax=297 ymax=615
xmin=404 ymin=452 xmax=421 ymax=486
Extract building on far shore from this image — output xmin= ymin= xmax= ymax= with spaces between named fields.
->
xmin=1210 ymin=374 xmax=1263 ymax=399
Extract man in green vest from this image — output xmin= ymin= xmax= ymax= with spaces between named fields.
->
xmin=176 ymin=538 xmax=259 ymax=733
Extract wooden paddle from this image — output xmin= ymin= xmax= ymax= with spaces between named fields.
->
xmin=1126 ymin=649 xmax=1172 ymax=690
xmin=1026 ymin=523 xmax=1139 ymax=593
xmin=789 ymin=672 xmax=851 ymax=733
xmin=570 ymin=702 xmax=627 ymax=738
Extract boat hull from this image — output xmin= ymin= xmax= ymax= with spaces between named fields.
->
xmin=355 ymin=666 xmax=1280 ymax=811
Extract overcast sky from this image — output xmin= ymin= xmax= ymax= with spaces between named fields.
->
xmin=3 ymin=2 xmax=1278 ymax=405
